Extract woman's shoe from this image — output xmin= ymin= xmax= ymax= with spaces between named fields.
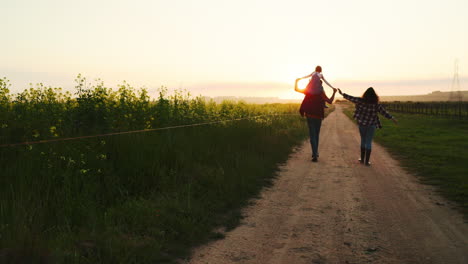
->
xmin=312 ymin=157 xmax=318 ymax=162
xmin=365 ymin=149 xmax=372 ymax=166
xmin=359 ymin=148 xmax=365 ymax=164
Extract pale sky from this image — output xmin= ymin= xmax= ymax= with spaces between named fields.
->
xmin=2 ymin=0 xmax=467 ymax=99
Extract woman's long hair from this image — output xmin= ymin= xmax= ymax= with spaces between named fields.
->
xmin=362 ymin=87 xmax=379 ymax=104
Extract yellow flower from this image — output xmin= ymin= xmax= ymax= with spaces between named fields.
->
xmin=32 ymin=130 xmax=40 ymax=138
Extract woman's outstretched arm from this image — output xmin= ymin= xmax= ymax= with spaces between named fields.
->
xmin=378 ymin=105 xmax=398 ymax=124
xmin=338 ymin=89 xmax=364 ymax=104
xmin=343 ymin=93 xmax=364 ymax=104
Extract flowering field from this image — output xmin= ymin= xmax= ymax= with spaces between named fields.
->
xmin=0 ymin=76 xmax=312 ymax=263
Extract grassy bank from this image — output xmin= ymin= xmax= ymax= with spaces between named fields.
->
xmin=0 ymin=76 xmax=322 ymax=263
xmin=341 ymin=102 xmax=468 ymax=215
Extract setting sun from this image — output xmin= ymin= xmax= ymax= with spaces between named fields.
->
xmin=296 ymin=78 xmax=309 ymax=91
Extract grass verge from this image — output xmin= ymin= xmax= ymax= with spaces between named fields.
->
xmin=341 ymin=102 xmax=468 ymax=216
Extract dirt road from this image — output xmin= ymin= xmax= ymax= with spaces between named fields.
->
xmin=187 ymin=105 xmax=468 ymax=264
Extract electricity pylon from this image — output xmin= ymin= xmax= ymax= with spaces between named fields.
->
xmin=448 ymin=59 xmax=463 ymax=102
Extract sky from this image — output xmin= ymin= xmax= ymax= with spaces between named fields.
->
xmin=2 ymin=0 xmax=467 ymax=99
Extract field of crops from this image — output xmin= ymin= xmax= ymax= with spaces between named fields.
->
xmin=0 ymin=76 xmax=312 ymax=263
xmin=382 ymin=101 xmax=468 ymax=118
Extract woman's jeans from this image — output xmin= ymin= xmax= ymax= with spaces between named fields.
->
xmin=359 ymin=125 xmax=376 ymax=150
xmin=306 ymin=117 xmax=322 ymax=158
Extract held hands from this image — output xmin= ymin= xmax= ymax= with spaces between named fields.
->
xmin=337 ymin=88 xmax=343 ymax=95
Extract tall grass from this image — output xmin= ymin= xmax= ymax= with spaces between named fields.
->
xmin=0 ymin=76 xmax=311 ymax=263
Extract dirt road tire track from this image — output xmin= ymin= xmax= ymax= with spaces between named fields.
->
xmin=187 ymin=105 xmax=468 ymax=264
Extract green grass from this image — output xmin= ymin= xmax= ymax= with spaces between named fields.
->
xmin=0 ymin=75 xmax=329 ymax=263
xmin=341 ymin=102 xmax=468 ymax=215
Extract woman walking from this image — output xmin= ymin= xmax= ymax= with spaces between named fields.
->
xmin=295 ymin=66 xmax=338 ymax=162
xmin=338 ymin=87 xmax=398 ymax=166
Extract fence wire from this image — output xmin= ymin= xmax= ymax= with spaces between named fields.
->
xmin=0 ymin=114 xmax=299 ymax=148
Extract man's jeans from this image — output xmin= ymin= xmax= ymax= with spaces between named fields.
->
xmin=306 ymin=117 xmax=322 ymax=158
xmin=359 ymin=125 xmax=376 ymax=150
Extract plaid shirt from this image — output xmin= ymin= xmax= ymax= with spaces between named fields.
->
xmin=343 ymin=93 xmax=393 ymax=128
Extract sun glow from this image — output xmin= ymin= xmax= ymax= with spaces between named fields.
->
xmin=275 ymin=64 xmax=317 ymax=99
xmin=2 ymin=0 xmax=467 ymax=99
xmin=279 ymin=90 xmax=304 ymax=100
xmin=296 ymin=78 xmax=309 ymax=91
xmin=278 ymin=78 xmax=310 ymax=99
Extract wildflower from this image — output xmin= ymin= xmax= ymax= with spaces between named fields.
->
xmin=32 ymin=130 xmax=40 ymax=138
xmin=96 ymin=154 xmax=107 ymax=160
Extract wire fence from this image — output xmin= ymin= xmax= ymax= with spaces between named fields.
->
xmin=382 ymin=101 xmax=468 ymax=119
xmin=0 ymin=114 xmax=299 ymax=148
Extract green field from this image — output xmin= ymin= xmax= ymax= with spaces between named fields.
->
xmin=342 ymin=102 xmax=468 ymax=216
xmin=0 ymin=76 xmax=323 ymax=263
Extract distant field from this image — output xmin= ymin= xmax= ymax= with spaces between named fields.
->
xmin=342 ymin=102 xmax=468 ymax=215
xmin=380 ymin=90 xmax=468 ymax=102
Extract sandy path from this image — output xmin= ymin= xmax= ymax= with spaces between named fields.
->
xmin=187 ymin=104 xmax=468 ymax=264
